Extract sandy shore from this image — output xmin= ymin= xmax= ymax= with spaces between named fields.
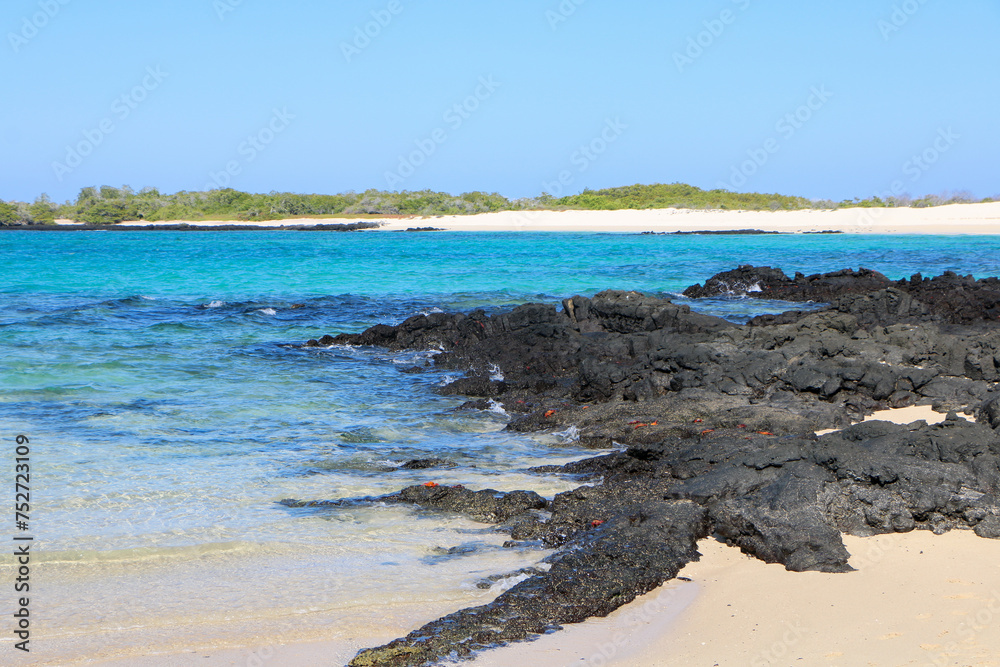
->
xmin=86 ymin=529 xmax=1000 ymax=667
xmin=463 ymin=530 xmax=1000 ymax=667
xmin=643 ymin=530 xmax=1000 ymax=667
xmin=68 ymin=408 xmax=1000 ymax=666
xmin=75 ymin=201 xmax=1000 ymax=234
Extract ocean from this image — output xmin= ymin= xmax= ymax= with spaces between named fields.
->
xmin=2 ymin=230 xmax=1000 ymax=665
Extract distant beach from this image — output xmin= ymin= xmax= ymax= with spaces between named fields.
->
xmin=50 ymin=201 xmax=1000 ymax=235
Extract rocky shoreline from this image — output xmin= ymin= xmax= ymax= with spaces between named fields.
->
xmin=290 ymin=266 xmax=1000 ymax=667
xmin=0 ymin=221 xmax=381 ymax=231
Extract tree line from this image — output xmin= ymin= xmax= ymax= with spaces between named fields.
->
xmin=0 ymin=184 xmax=993 ymax=226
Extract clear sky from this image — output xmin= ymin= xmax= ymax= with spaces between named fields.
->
xmin=2 ymin=0 xmax=998 ymax=203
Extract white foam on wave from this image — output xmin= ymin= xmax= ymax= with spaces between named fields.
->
xmin=207 ymin=300 xmax=226 ymax=308
xmin=439 ymin=374 xmax=459 ymax=387
xmin=257 ymin=308 xmax=278 ymax=316
xmin=486 ymin=399 xmax=507 ymax=416
xmin=140 ymin=295 xmax=157 ymax=301
xmin=554 ymin=425 xmax=580 ymax=443
xmin=487 ymin=572 xmax=533 ymax=594
xmin=420 ymin=307 xmax=445 ymax=316
xmin=389 ymin=349 xmax=442 ymax=364
xmin=488 ymin=363 xmax=504 ymax=382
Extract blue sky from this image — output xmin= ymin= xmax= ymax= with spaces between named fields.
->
xmin=2 ymin=0 xmax=998 ymax=203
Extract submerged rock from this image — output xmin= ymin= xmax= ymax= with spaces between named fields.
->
xmin=398 ymin=458 xmax=457 ymax=470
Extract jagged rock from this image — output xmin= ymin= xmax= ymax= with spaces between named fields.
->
xmin=347 ymin=500 xmax=710 ymax=667
xmin=978 ymin=395 xmax=1000 ymax=429
xmin=683 ymin=265 xmax=891 ymax=301
xmin=975 ymin=513 xmax=1000 ymax=539
xmin=291 ymin=268 xmax=1000 ymax=666
xmin=687 ymin=266 xmax=1000 ymax=327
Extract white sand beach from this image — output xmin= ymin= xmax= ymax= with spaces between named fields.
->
xmin=376 ymin=202 xmax=1000 ymax=234
xmin=88 ymin=201 xmax=1000 ymax=234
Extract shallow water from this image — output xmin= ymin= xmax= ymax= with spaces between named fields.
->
xmin=2 ymin=230 xmax=998 ymax=663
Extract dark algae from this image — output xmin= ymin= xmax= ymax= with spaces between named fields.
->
xmin=291 ymin=266 xmax=1000 ymax=666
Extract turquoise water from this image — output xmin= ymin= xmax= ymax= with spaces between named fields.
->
xmin=2 ymin=231 xmax=999 ymax=663
xmin=6 ymin=231 xmax=1000 ymax=298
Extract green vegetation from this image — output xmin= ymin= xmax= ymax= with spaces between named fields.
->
xmin=0 ymin=183 xmax=994 ymax=225
xmin=0 ymin=195 xmax=57 ymax=225
xmin=22 ymin=187 xmax=530 ymax=225
xmin=550 ymin=183 xmax=814 ymax=211
xmin=0 ymin=201 xmax=19 ymax=225
xmin=838 ymin=190 xmax=980 ymax=209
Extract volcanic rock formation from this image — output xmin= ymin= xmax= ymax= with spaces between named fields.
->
xmin=290 ymin=266 xmax=1000 ymax=666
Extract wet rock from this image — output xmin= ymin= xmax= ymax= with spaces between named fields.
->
xmin=474 ymin=567 xmax=547 ymax=589
xmin=683 ymin=265 xmax=891 ymax=301
xmin=282 ymin=485 xmax=548 ymax=525
xmin=347 ymin=500 xmax=709 ymax=667
xmin=398 ymin=458 xmax=457 ymax=470
xmin=395 ymin=485 xmax=547 ymax=523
